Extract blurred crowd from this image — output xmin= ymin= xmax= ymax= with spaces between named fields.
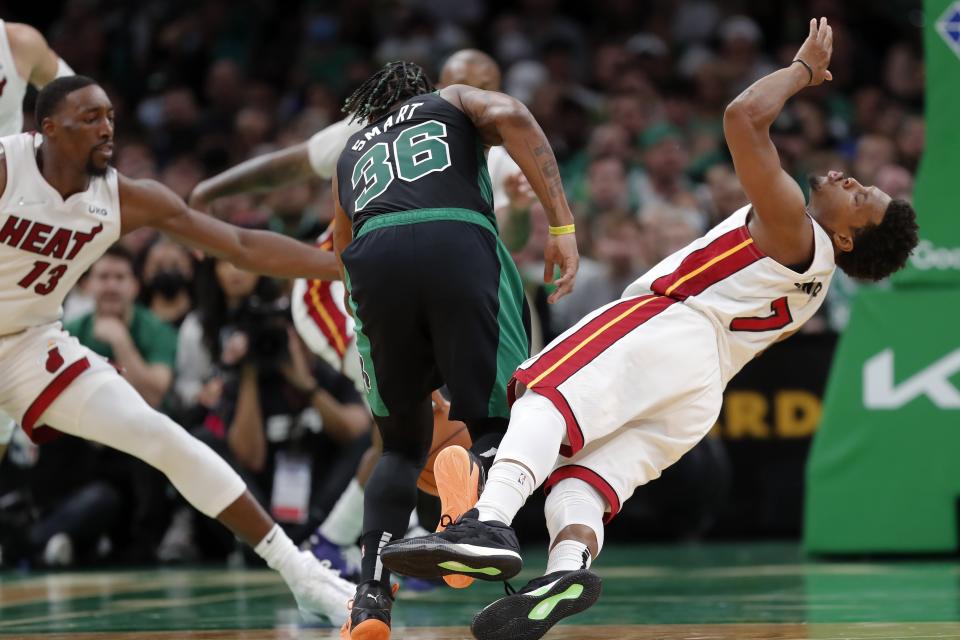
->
xmin=0 ymin=0 xmax=923 ymax=567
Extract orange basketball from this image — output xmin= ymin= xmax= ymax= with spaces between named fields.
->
xmin=418 ymin=391 xmax=472 ymax=496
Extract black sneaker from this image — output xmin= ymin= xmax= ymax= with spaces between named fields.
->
xmin=380 ymin=508 xmax=522 ymax=581
xmin=340 ymin=580 xmax=397 ymax=640
xmin=471 ymin=569 xmax=602 ymax=640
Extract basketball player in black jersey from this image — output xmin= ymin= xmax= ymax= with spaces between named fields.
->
xmin=331 ymin=62 xmax=580 ymax=640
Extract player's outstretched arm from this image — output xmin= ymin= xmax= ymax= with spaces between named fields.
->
xmin=441 ymin=84 xmax=578 ymax=302
xmin=6 ymin=22 xmax=69 ymax=88
xmin=723 ymin=18 xmax=833 ymax=250
xmin=188 ymin=118 xmax=362 ymax=211
xmin=188 ymin=142 xmax=315 ymax=211
xmin=119 ymin=175 xmax=340 ymax=280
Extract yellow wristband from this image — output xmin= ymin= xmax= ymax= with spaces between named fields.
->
xmin=548 ymin=224 xmax=576 ymax=236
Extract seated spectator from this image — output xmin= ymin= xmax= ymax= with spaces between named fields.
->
xmin=67 ymin=245 xmax=177 ymax=410
xmin=634 ymin=123 xmax=704 ymax=229
xmin=639 ymin=203 xmax=702 ymax=266
xmin=550 ymin=213 xmax=647 ymax=334
xmin=139 ymin=238 xmax=196 ymax=328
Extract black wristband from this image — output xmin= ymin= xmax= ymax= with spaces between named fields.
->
xmin=792 ymin=58 xmax=814 ymax=85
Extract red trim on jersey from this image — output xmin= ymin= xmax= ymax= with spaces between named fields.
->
xmin=544 ymin=465 xmax=621 ymax=524
xmin=506 ymin=381 xmax=582 ymax=458
xmin=302 ymin=278 xmax=350 ymax=358
xmin=21 ymin=357 xmax=91 ymax=444
xmin=651 ymin=226 xmax=765 ymax=301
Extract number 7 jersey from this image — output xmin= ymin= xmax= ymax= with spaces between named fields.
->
xmin=623 ymin=204 xmax=836 ymax=385
xmin=0 ymin=133 xmax=121 ymax=335
xmin=335 ymin=92 xmax=495 ymax=234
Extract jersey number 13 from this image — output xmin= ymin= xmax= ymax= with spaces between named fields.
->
xmin=351 ymin=120 xmax=452 ymax=211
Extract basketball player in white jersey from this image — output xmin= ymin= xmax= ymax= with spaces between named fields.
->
xmin=187 ymin=49 xmax=538 ymax=589
xmin=380 ymin=18 xmax=919 ymax=640
xmin=0 ymin=76 xmax=356 ymax=624
xmin=0 ymin=19 xmax=74 ymax=461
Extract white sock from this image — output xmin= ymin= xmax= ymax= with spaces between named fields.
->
xmin=255 ymin=524 xmax=299 ymax=575
xmin=546 ymin=539 xmax=592 ymax=574
xmin=475 ymin=461 xmax=535 ymax=524
xmin=319 ymin=479 xmax=364 ymax=546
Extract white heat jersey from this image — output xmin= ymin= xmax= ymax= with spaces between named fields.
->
xmin=0 ymin=21 xmax=27 ymax=136
xmin=0 ymin=133 xmax=121 ymax=335
xmin=623 ymin=204 xmax=835 ymax=384
xmin=307 ymin=116 xmax=367 ymax=179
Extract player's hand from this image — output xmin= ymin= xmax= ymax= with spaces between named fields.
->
xmin=794 ymin=17 xmax=833 ymax=85
xmin=544 ymin=232 xmax=579 ymax=304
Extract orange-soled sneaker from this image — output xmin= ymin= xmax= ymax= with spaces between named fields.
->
xmin=339 ymin=581 xmax=399 ymax=640
xmin=433 ymin=445 xmax=485 ymax=589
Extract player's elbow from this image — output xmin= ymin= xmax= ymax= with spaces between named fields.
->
xmin=724 ymin=97 xmax=764 ymax=132
xmin=491 ymin=98 xmax=534 ymax=131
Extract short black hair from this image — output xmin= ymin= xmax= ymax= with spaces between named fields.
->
xmin=35 ymin=75 xmax=98 ymax=128
xmin=342 ymin=61 xmax=434 ymax=124
xmin=100 ymin=243 xmax=136 ymax=270
xmin=835 ymin=199 xmax=919 ymax=281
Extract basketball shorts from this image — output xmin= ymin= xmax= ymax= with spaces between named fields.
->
xmin=511 ymin=295 xmax=724 ymax=522
xmin=341 ymin=208 xmax=529 ymax=423
xmin=0 ymin=322 xmax=116 ymax=444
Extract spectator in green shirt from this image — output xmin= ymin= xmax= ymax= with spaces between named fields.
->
xmin=66 ymin=244 xmax=178 ymax=409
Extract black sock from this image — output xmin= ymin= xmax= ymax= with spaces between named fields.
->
xmin=360 ymin=451 xmax=422 ymax=588
xmin=466 ymin=421 xmax=507 ymax=475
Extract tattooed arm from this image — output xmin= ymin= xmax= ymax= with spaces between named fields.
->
xmin=441 ymin=84 xmax=579 ymax=301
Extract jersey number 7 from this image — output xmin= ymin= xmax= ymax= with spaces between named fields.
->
xmin=351 ymin=120 xmax=452 ymax=211
xmin=730 ymin=296 xmax=793 ymax=332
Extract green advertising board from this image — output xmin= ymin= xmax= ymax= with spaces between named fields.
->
xmin=805 ymin=289 xmax=960 ymax=552
xmin=805 ymin=0 xmax=960 ymax=553
xmin=896 ymin=0 xmax=960 ymax=285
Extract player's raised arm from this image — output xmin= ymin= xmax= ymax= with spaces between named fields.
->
xmin=188 ymin=118 xmax=362 ymax=211
xmin=119 ymin=175 xmax=339 ymax=280
xmin=441 ymin=83 xmax=578 ymax=302
xmin=6 ymin=22 xmax=71 ymax=88
xmin=188 ymin=142 xmax=315 ymax=211
xmin=723 ymin=18 xmax=833 ymax=250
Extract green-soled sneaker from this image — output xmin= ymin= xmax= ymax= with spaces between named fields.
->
xmin=471 ymin=569 xmax=602 ymax=640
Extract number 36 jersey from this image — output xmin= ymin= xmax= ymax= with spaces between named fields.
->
xmin=335 ymin=92 xmax=496 ymax=234
xmin=0 ymin=133 xmax=121 ymax=335
xmin=623 ymin=204 xmax=836 ymax=385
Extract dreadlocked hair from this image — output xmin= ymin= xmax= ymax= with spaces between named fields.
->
xmin=343 ymin=61 xmax=434 ymax=124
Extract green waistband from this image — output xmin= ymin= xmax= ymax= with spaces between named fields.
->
xmin=355 ymin=208 xmax=497 ymax=238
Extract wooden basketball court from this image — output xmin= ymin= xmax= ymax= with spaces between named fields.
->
xmin=2 ymin=543 xmax=958 ymax=639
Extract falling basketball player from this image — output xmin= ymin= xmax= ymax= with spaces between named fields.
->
xmin=0 ymin=76 xmax=355 ymax=624
xmin=381 ymin=18 xmax=919 ymax=640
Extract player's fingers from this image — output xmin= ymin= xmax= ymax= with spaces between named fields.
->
xmin=809 ymin=18 xmax=816 ymax=37
xmin=548 ymin=273 xmax=575 ymax=304
xmin=825 ymin=69 xmax=833 ymax=81
xmin=544 ymin=258 xmax=555 ymax=284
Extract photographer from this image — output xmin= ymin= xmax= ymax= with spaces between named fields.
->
xmin=170 ymin=258 xmax=371 ymax=557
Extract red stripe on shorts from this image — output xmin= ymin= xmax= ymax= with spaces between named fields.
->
xmin=650 ymin=225 xmax=764 ymax=301
xmin=544 ymin=465 xmax=622 ymax=524
xmin=511 ymin=295 xmax=675 ymax=457
xmin=21 ymin=357 xmax=91 ymax=444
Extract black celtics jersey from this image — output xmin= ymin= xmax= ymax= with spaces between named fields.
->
xmin=336 ymin=92 xmax=496 ymax=233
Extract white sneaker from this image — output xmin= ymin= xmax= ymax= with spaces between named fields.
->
xmin=284 ymin=550 xmax=355 ymax=626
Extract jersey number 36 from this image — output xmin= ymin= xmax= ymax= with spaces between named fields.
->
xmin=351 ymin=120 xmax=452 ymax=211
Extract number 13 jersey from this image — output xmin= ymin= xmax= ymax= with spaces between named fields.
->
xmin=0 ymin=132 xmax=121 ymax=335
xmin=335 ymin=92 xmax=496 ymax=235
xmin=623 ymin=204 xmax=836 ymax=385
